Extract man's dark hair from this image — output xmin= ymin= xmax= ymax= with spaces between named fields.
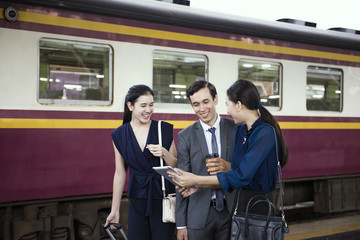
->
xmin=186 ymin=80 xmax=217 ymax=101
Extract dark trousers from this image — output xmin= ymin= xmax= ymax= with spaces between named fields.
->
xmin=188 ymin=204 xmax=230 ymax=240
xmin=128 ymin=198 xmax=175 ymax=240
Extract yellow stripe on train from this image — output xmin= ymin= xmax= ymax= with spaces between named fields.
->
xmin=280 ymin=121 xmax=360 ymax=129
xmin=0 ymin=118 xmax=195 ymax=129
xmin=1 ymin=118 xmax=360 ymax=129
xmin=3 ymin=9 xmax=359 ymax=63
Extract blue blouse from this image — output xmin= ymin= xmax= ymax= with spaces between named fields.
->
xmin=217 ymin=117 xmax=279 ymax=193
xmin=111 ymin=120 xmax=175 ymax=216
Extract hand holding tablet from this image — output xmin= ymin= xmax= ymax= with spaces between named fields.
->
xmin=152 ymin=166 xmax=181 ymax=186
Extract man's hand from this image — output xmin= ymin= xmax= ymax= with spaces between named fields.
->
xmin=177 ymin=228 xmax=188 ymax=240
xmin=206 ymin=157 xmax=231 ymax=175
xmin=177 ymin=186 xmax=199 ymax=197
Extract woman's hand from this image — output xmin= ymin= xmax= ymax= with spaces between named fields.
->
xmin=206 ymin=157 xmax=231 ymax=175
xmin=104 ymin=211 xmax=120 ymax=229
xmin=146 ymin=144 xmax=164 ymax=157
xmin=168 ymin=168 xmax=197 ymax=188
xmin=147 ymin=143 xmax=177 ymax=167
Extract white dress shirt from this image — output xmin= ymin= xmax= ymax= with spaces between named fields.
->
xmin=199 ymin=114 xmax=222 ymax=158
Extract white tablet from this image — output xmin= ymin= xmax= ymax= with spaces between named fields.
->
xmin=153 ymin=166 xmax=181 ymax=186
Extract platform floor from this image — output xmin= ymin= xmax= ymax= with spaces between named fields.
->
xmin=285 ymin=212 xmax=360 ymax=240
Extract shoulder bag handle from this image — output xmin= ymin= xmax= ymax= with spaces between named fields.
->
xmin=158 ymin=120 xmax=166 ymax=198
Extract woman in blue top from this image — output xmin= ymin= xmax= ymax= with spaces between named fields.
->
xmin=105 ymin=85 xmax=177 ymax=239
xmin=170 ymin=80 xmax=288 ymax=214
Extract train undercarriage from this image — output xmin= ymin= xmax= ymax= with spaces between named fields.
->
xmin=0 ymin=195 xmax=128 ymax=240
xmin=1 ymin=175 xmax=360 ymax=239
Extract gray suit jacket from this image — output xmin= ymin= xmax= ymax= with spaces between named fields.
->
xmin=175 ymin=117 xmax=236 ymax=229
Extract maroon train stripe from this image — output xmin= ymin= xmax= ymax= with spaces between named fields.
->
xmin=1 ymin=109 xmax=359 ymax=123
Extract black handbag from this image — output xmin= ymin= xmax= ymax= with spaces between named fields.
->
xmin=230 ymin=195 xmax=286 ymax=240
xmin=230 ymin=126 xmax=289 ymax=240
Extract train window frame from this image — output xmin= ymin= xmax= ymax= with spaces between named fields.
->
xmin=238 ymin=59 xmax=283 ymax=110
xmin=37 ymin=38 xmax=113 ymax=105
xmin=152 ymin=50 xmax=208 ymax=105
xmin=306 ymin=66 xmax=343 ymax=112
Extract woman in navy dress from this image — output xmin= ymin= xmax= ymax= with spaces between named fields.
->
xmin=170 ymin=80 xmax=288 ymax=214
xmin=105 ymin=85 xmax=177 ymax=239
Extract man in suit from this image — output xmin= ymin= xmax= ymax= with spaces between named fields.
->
xmin=176 ymin=80 xmax=236 ymax=240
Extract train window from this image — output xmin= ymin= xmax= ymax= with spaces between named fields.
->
xmin=238 ymin=60 xmax=281 ymax=109
xmin=38 ymin=39 xmax=113 ymax=105
xmin=153 ymin=51 xmax=207 ymax=104
xmin=306 ymin=66 xmax=342 ymax=111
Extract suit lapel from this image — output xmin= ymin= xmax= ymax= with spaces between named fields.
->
xmin=194 ymin=121 xmax=209 ymax=156
xmin=220 ymin=118 xmax=229 ymax=161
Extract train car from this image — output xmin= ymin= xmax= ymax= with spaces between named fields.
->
xmin=1 ymin=0 xmax=360 ymax=239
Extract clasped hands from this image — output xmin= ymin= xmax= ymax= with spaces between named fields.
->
xmin=168 ymin=156 xmax=230 ymax=197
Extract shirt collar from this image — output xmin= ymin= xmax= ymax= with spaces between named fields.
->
xmin=247 ymin=117 xmax=265 ymax=135
xmin=199 ymin=114 xmax=221 ymax=131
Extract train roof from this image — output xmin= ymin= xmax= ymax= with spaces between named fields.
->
xmin=10 ymin=0 xmax=360 ymax=51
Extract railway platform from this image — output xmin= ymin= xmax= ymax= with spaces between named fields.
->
xmin=285 ymin=211 xmax=360 ymax=240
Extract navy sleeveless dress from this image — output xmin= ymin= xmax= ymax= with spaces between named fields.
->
xmin=112 ymin=120 xmax=175 ymax=239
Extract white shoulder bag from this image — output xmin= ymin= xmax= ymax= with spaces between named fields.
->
xmin=158 ymin=120 xmax=176 ymax=223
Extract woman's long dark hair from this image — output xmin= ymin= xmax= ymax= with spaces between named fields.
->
xmin=227 ymin=80 xmax=288 ymax=167
xmin=123 ymin=85 xmax=154 ymax=125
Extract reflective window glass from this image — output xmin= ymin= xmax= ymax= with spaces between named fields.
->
xmin=306 ymin=66 xmax=342 ymax=111
xmin=39 ymin=39 xmax=113 ymax=105
xmin=238 ymin=60 xmax=282 ymax=109
xmin=153 ymin=51 xmax=207 ymax=104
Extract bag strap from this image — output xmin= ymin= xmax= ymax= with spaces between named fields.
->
xmin=272 ymin=126 xmax=289 ymax=232
xmin=248 ymin=198 xmax=276 ymax=215
xmin=158 ymin=120 xmax=166 ymax=198
xmin=244 ymin=196 xmax=274 ymax=239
